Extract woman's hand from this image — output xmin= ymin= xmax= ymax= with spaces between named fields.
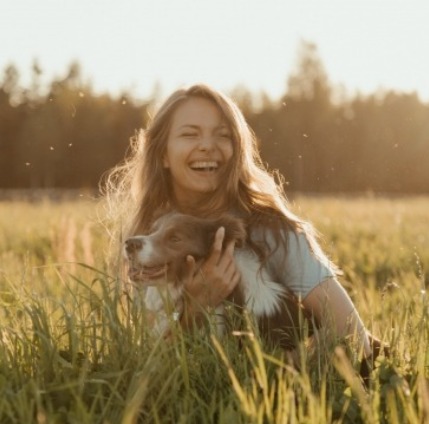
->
xmin=181 ymin=226 xmax=241 ymax=322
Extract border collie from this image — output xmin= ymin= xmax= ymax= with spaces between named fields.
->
xmin=124 ymin=212 xmax=313 ymax=348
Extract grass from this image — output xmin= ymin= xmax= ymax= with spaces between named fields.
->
xmin=0 ymin=195 xmax=428 ymax=423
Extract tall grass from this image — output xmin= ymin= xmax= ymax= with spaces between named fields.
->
xmin=0 ymin=196 xmax=428 ymax=423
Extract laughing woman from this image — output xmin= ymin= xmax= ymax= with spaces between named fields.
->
xmin=104 ymin=84 xmax=385 ymax=378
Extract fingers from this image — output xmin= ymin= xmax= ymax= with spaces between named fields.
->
xmin=212 ymin=239 xmax=240 ymax=296
xmin=183 ymin=228 xmax=241 ymax=308
xmin=225 ymin=267 xmax=241 ymax=292
xmin=213 ymin=226 xmax=225 ymax=251
xmin=217 ymin=239 xmax=235 ymax=271
xmin=184 ymin=255 xmax=197 ymax=285
xmin=232 ymin=269 xmax=241 ymax=286
xmin=223 ymin=260 xmax=241 ymax=295
xmin=204 ymin=227 xmax=225 ymax=267
xmin=217 ymin=241 xmax=235 ymax=278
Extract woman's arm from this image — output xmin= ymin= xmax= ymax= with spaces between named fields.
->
xmin=302 ymin=277 xmax=372 ymax=357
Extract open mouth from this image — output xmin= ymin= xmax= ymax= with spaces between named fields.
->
xmin=189 ymin=161 xmax=219 ymax=172
xmin=128 ymin=264 xmax=167 ymax=282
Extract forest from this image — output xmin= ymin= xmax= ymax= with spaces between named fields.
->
xmin=1 ymin=42 xmax=428 ymax=193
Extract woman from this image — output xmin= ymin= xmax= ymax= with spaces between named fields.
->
xmin=105 ymin=84 xmax=377 ymax=363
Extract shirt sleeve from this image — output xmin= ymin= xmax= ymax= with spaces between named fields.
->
xmin=268 ymin=230 xmax=336 ymax=300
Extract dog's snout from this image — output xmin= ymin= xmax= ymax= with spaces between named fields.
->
xmin=125 ymin=237 xmax=143 ymax=254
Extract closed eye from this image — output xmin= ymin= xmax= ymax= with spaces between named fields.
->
xmin=181 ymin=132 xmax=198 ymax=138
xmin=215 ymin=128 xmax=232 ymax=139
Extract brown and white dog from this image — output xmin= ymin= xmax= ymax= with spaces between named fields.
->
xmin=124 ymin=212 xmax=313 ymax=348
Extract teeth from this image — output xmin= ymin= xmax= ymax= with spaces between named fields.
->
xmin=190 ymin=161 xmax=219 ymax=170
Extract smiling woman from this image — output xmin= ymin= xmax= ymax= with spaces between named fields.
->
xmin=163 ymin=97 xmax=234 ymax=208
xmin=104 ymin=84 xmax=386 ymax=382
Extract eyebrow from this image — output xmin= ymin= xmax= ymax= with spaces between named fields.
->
xmin=176 ymin=124 xmax=230 ymax=131
xmin=177 ymin=125 xmax=199 ymax=130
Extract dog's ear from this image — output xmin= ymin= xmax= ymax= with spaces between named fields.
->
xmin=213 ymin=215 xmax=247 ymax=248
xmin=150 ymin=207 xmax=171 ymax=227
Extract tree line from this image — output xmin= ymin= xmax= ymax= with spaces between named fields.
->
xmin=1 ymin=41 xmax=428 ymax=193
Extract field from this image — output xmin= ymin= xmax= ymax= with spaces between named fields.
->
xmin=0 ymin=195 xmax=428 ymax=423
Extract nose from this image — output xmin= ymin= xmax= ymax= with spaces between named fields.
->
xmin=198 ymin=134 xmax=215 ymax=151
xmin=125 ymin=237 xmax=143 ymax=254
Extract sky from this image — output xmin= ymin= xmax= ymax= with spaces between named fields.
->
xmin=1 ymin=0 xmax=429 ymax=102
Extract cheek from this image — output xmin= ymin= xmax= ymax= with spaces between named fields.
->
xmin=224 ymin=143 xmax=234 ymax=162
xmin=218 ymin=139 xmax=234 ymax=160
xmin=164 ymin=140 xmax=188 ymax=168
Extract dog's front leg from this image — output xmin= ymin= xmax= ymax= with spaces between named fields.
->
xmin=144 ymin=286 xmax=183 ymax=337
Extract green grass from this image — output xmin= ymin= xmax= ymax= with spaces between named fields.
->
xmin=0 ymin=196 xmax=428 ymax=423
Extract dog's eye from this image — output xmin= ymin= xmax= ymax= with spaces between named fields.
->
xmin=169 ymin=235 xmax=181 ymax=243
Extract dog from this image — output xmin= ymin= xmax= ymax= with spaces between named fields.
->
xmin=124 ymin=212 xmax=314 ymax=348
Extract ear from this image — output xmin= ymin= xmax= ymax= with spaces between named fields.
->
xmin=214 ymin=215 xmax=246 ymax=248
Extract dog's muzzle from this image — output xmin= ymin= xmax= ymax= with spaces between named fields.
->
xmin=125 ymin=237 xmax=143 ymax=255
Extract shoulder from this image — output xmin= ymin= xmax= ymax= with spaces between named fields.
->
xmin=252 ymin=226 xmax=337 ymax=299
xmin=249 ymin=224 xmax=312 ymax=255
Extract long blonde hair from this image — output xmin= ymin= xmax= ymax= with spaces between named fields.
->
xmin=102 ymin=84 xmax=313 ymax=262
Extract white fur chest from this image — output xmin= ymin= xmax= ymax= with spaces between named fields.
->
xmin=143 ymin=284 xmax=183 ymax=335
xmin=234 ymin=249 xmax=286 ymax=317
xmin=144 ymin=284 xmax=183 ymax=312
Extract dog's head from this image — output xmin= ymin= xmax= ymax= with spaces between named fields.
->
xmin=124 ymin=212 xmax=246 ymax=286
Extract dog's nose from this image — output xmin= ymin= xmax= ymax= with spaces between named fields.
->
xmin=125 ymin=237 xmax=143 ymax=254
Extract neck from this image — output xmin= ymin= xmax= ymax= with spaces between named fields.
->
xmin=173 ymin=193 xmax=231 ymax=217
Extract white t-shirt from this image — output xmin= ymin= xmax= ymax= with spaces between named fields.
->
xmin=249 ymin=228 xmax=336 ymax=299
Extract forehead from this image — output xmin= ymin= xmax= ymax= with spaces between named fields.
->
xmin=170 ymin=97 xmax=228 ymax=129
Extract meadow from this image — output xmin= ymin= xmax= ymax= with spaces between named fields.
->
xmin=0 ymin=195 xmax=428 ymax=423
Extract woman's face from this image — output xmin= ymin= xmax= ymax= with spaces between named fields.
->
xmin=163 ymin=97 xmax=234 ymax=207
